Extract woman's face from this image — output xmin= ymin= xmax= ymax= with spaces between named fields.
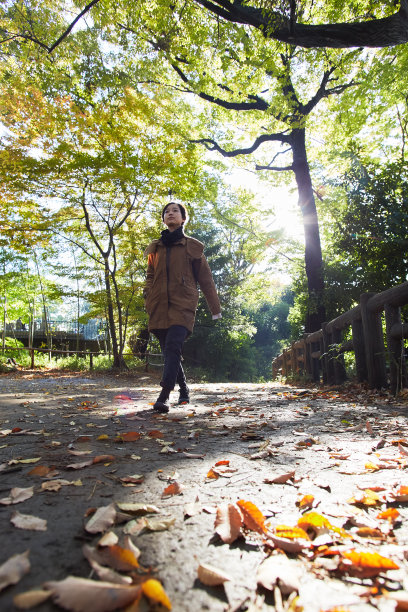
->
xmin=163 ymin=204 xmax=184 ymax=231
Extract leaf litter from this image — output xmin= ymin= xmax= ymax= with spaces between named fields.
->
xmin=1 ymin=375 xmax=408 ymax=611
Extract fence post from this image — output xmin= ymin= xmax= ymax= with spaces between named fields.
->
xmin=30 ymin=348 xmax=35 ymax=369
xmin=352 ymin=317 xmax=367 ymax=382
xmin=360 ymin=292 xmax=387 ymax=389
xmin=385 ymin=303 xmax=407 ymax=394
xmin=332 ymin=327 xmax=347 ymax=384
xmin=321 ymin=323 xmax=334 ymax=384
xmin=89 ymin=352 xmax=93 ymax=370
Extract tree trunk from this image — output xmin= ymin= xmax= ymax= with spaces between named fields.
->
xmin=103 ymin=259 xmax=128 ymax=370
xmin=291 ymin=128 xmax=326 ymax=333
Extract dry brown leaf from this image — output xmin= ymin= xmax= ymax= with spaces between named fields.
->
xmin=84 ymin=553 xmax=133 ymax=586
xmin=347 ymin=490 xmax=382 ymax=507
xmin=0 ymin=486 xmax=34 ymax=506
xmin=27 ymin=465 xmax=58 ymax=477
xmin=266 ymin=534 xmax=312 ymax=554
xmin=45 ymin=576 xmax=142 ymax=612
xmin=296 ymin=495 xmax=315 ymax=509
xmin=184 ymin=499 xmax=201 ymax=518
xmin=214 ymin=503 xmax=242 ymax=544
xmin=13 ymin=588 xmax=52 ymax=609
xmin=256 ymin=555 xmax=301 ymax=595
xmin=162 ymin=482 xmax=184 ymax=497
xmin=41 ymin=479 xmax=82 ymax=492
xmin=116 ymin=502 xmax=159 ymax=515
xmin=389 ymin=485 xmax=408 ymax=502
xmin=143 ymin=517 xmax=176 ymax=532
xmin=264 ymin=470 xmax=295 ymax=485
xmin=85 ymin=503 xmax=117 ymax=534
xmin=0 ymin=551 xmax=30 ymax=593
xmin=10 ymin=511 xmax=47 ymax=531
xmin=197 ymin=563 xmax=232 ymax=586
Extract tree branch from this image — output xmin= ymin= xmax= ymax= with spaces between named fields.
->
xmin=193 ymin=0 xmax=408 ymax=49
xmin=191 ymin=132 xmax=291 ymax=157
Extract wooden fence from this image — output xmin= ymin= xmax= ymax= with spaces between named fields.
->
xmin=272 ymin=281 xmax=408 ymax=394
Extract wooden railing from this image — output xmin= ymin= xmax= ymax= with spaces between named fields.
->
xmin=272 ymin=281 xmax=408 ymax=394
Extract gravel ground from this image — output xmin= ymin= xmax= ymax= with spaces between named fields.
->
xmin=0 ymin=370 xmax=408 ymax=612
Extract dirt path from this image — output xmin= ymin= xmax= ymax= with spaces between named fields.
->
xmin=0 ymin=370 xmax=408 ymax=611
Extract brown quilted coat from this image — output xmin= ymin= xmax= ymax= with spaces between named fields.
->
xmin=144 ymin=235 xmax=221 ymax=333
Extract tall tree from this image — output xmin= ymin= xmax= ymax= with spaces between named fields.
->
xmin=2 ymin=1 xmax=408 ymax=52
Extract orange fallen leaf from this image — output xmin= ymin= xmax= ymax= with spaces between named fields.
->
xmin=142 ymin=579 xmax=171 ymax=609
xmin=339 ymin=550 xmax=399 ymax=577
xmin=206 ymin=469 xmax=219 ymax=480
xmin=273 ymin=525 xmax=310 ymax=540
xmin=237 ymin=500 xmax=266 ymax=534
xmin=297 ymin=494 xmax=314 ymax=509
xmin=161 ymin=482 xmax=184 ymax=497
xmin=377 ymin=508 xmax=400 ymax=523
xmin=214 ymin=460 xmax=230 ymax=466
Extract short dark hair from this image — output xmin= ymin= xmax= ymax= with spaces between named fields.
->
xmin=161 ymin=202 xmax=188 ymax=224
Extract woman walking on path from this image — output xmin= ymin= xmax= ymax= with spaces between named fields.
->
xmin=144 ymin=202 xmax=221 ymax=412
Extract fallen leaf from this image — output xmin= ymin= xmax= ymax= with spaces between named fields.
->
xmin=257 ymin=555 xmax=301 ymax=595
xmin=273 ymin=525 xmax=310 ymax=541
xmin=27 ymin=465 xmax=58 ymax=477
xmin=348 ymin=490 xmax=382 ymax=507
xmin=98 ymin=532 xmax=119 ymax=547
xmin=162 ymin=482 xmax=184 ymax=497
xmin=264 ymin=470 xmax=295 ymax=485
xmin=116 ymin=502 xmax=159 ymax=515
xmin=116 ymin=432 xmax=142 ymax=442
xmin=0 ymin=551 xmax=30 ymax=592
xmin=377 ymin=508 xmax=400 ymax=523
xmin=297 ymin=495 xmax=315 ymax=509
xmin=82 ymin=544 xmax=140 ymax=572
xmin=389 ymin=485 xmax=408 ymax=502
xmin=206 ymin=468 xmax=219 ymax=480
xmin=41 ymin=479 xmax=82 ymax=492
xmin=214 ymin=460 xmax=230 ymax=466
xmin=143 ymin=517 xmax=176 ymax=531
xmin=85 ymin=504 xmax=117 ymax=534
xmin=0 ymin=486 xmax=34 ymax=505
xmin=197 ymin=563 xmax=232 ymax=586
xmin=45 ymin=576 xmax=142 ymax=612
xmin=237 ymin=500 xmax=267 ymax=534
xmin=214 ymin=503 xmax=243 ymax=544
xmin=10 ymin=511 xmax=47 ymax=531
xmin=298 ymin=512 xmax=350 ymax=539
xmin=13 ymin=588 xmax=52 ymax=609
xmin=142 ymin=579 xmax=171 ymax=610
xmin=339 ymin=550 xmax=399 ymax=577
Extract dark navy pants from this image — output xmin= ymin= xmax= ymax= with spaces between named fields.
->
xmin=154 ymin=325 xmax=188 ymax=390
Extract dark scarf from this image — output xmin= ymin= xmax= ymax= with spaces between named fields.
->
xmin=160 ymin=226 xmax=185 ymax=246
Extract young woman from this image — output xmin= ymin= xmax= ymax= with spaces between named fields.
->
xmin=144 ymin=202 xmax=221 ymax=412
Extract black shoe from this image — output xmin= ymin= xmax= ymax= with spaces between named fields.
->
xmin=153 ymin=387 xmax=171 ymax=413
xmin=178 ymin=385 xmax=190 ymax=405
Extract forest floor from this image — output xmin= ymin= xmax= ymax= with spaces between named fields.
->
xmin=1 ymin=369 xmax=408 ymax=612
